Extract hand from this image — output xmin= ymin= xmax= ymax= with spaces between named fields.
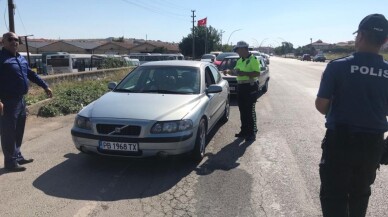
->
xmin=223 ymin=69 xmax=231 ymax=75
xmin=0 ymin=102 xmax=3 ymax=116
xmin=45 ymin=88 xmax=53 ymax=98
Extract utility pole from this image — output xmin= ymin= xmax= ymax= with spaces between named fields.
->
xmin=22 ymin=35 xmax=34 ymax=66
xmin=191 ymin=10 xmax=196 ymax=59
xmin=8 ymin=0 xmax=15 ymax=32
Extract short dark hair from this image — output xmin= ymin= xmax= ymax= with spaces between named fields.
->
xmin=360 ymin=30 xmax=387 ymax=47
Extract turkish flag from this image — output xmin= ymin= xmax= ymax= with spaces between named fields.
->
xmin=197 ymin=17 xmax=207 ymax=27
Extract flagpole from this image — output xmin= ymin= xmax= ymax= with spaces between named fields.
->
xmin=205 ymin=25 xmax=208 ymax=54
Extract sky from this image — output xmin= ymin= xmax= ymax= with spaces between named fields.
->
xmin=1 ymin=0 xmax=387 ymax=48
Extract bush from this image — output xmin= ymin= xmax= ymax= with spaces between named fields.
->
xmin=37 ymin=81 xmax=109 ymax=117
xmin=28 ymin=68 xmax=130 ymax=117
xmin=100 ymin=57 xmax=129 ymax=69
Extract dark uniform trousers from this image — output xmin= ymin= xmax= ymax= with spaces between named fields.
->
xmin=237 ymin=82 xmax=258 ymax=136
xmin=0 ymin=96 xmax=27 ymax=168
xmin=319 ymin=127 xmax=384 ymax=217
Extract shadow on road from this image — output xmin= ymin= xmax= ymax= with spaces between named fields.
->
xmin=195 ymin=138 xmax=254 ymax=176
xmin=0 ymin=168 xmax=7 ymax=176
xmin=32 ymin=120 xmax=229 ymax=201
xmin=33 ymin=153 xmax=199 ymax=201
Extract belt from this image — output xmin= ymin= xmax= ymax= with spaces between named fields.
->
xmin=237 ymin=79 xmax=258 ymax=84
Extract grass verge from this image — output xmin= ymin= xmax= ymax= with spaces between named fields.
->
xmin=325 ymin=52 xmax=388 ymax=61
xmin=27 ymin=68 xmax=129 ymax=117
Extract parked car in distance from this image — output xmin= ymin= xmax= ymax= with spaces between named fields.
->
xmin=302 ymin=54 xmax=311 ymax=61
xmin=261 ymin=53 xmax=270 ymax=65
xmin=313 ymin=54 xmax=326 ymax=62
xmin=210 ymin=51 xmax=222 ymax=57
xmin=218 ymin=55 xmax=270 ymax=95
xmin=213 ymin=52 xmax=238 ymax=68
xmin=200 ymin=54 xmax=216 ymax=63
xmin=71 ymin=61 xmax=230 ymax=161
xmin=249 ymin=51 xmax=270 ymax=65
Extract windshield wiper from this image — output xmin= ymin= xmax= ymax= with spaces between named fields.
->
xmin=142 ymin=90 xmax=193 ymax=94
xmin=114 ymin=89 xmax=139 ymax=93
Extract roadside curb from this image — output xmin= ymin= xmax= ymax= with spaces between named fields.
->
xmin=26 ymin=98 xmax=54 ymax=116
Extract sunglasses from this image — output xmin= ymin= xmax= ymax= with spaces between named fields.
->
xmin=7 ymin=37 xmax=19 ymax=42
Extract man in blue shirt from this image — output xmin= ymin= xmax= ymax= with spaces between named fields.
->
xmin=316 ymin=14 xmax=388 ymax=217
xmin=0 ymin=32 xmax=52 ymax=172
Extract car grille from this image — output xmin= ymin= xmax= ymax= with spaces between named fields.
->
xmin=96 ymin=124 xmax=141 ymax=136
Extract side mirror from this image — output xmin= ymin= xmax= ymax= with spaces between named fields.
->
xmin=206 ymin=85 xmax=222 ymax=94
xmin=108 ymin=82 xmax=117 ymax=90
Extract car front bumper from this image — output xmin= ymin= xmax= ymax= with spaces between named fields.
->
xmin=71 ymin=129 xmax=196 ymax=157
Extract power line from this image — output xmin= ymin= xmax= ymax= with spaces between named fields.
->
xmin=3 ymin=6 xmax=8 ymax=31
xmin=15 ymin=4 xmax=28 ymax=35
xmin=120 ymin=0 xmax=186 ymax=18
xmin=154 ymin=0 xmax=191 ymax=11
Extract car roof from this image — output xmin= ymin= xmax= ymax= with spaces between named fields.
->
xmin=141 ymin=60 xmax=209 ymax=67
xmin=223 ymin=55 xmax=264 ymax=60
xmin=224 ymin=55 xmax=240 ymax=59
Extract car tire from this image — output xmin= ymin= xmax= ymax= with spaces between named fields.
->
xmin=221 ymin=97 xmax=230 ymax=123
xmin=262 ymin=80 xmax=269 ymax=93
xmin=191 ymin=118 xmax=207 ymax=161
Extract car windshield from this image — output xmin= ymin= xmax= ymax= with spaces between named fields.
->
xmin=219 ymin=58 xmax=238 ymax=71
xmin=216 ymin=52 xmax=238 ymax=61
xmin=114 ymin=66 xmax=201 ymax=94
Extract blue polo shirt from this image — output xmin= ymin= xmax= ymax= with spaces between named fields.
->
xmin=317 ymin=52 xmax=388 ymax=133
xmin=0 ymin=48 xmax=48 ymax=98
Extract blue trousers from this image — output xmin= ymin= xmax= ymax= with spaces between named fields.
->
xmin=0 ymin=97 xmax=27 ymax=168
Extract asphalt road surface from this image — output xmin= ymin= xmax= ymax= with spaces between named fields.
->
xmin=1 ymin=57 xmax=387 ymax=217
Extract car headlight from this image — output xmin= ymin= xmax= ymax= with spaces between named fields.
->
xmin=75 ymin=115 xmax=92 ymax=130
xmin=151 ymin=120 xmax=193 ymax=134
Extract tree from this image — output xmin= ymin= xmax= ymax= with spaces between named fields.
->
xmin=274 ymin=42 xmax=294 ymax=56
xmin=152 ymin=47 xmax=167 ymax=53
xmin=294 ymin=45 xmax=316 ymax=57
xmin=179 ymin=25 xmax=221 ymax=59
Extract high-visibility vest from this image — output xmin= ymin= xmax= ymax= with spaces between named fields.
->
xmin=234 ymin=54 xmax=260 ymax=81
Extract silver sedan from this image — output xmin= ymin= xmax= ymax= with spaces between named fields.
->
xmin=71 ymin=60 xmax=230 ymax=161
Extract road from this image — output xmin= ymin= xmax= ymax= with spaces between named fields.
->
xmin=1 ymin=57 xmax=387 ymax=217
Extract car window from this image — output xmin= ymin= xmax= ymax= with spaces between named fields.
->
xmin=201 ymin=54 xmax=215 ymax=59
xmin=215 ymin=52 xmax=238 ymax=61
xmin=219 ymin=58 xmax=238 ymax=71
xmin=205 ymin=66 xmax=216 ymax=87
xmin=260 ymin=59 xmax=266 ymax=69
xmin=209 ymin=65 xmax=221 ymax=83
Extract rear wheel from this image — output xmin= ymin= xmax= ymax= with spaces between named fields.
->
xmin=192 ymin=118 xmax=207 ymax=161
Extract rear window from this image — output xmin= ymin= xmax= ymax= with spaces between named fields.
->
xmin=201 ymin=54 xmax=215 ymax=59
xmin=216 ymin=52 xmax=238 ymax=61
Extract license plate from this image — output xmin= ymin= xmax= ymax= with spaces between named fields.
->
xmin=99 ymin=141 xmax=139 ymax=152
xmin=230 ymin=87 xmax=235 ymax=91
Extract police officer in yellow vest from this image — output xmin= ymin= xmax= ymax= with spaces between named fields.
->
xmin=226 ymin=41 xmax=260 ymax=141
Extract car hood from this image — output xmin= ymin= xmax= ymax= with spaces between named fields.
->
xmin=80 ymin=92 xmax=201 ymax=121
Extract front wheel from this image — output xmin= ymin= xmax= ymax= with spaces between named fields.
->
xmin=221 ymin=97 xmax=230 ymax=123
xmin=262 ymin=80 xmax=269 ymax=93
xmin=191 ymin=118 xmax=207 ymax=161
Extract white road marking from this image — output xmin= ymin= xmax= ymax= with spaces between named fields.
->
xmin=73 ymin=201 xmax=98 ymax=217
